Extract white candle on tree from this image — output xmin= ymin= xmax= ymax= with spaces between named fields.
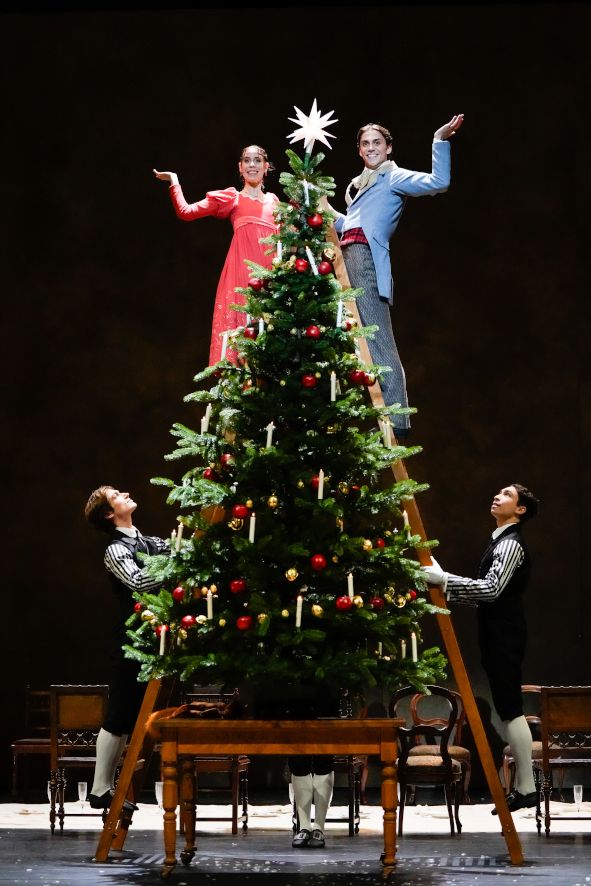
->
xmin=249 ymin=512 xmax=256 ymax=543
xmin=411 ymin=632 xmax=418 ymax=662
xmin=336 ymin=300 xmax=343 ymax=328
xmin=207 ymin=589 xmax=213 ymax=620
xmin=403 ymin=509 xmax=411 ymax=541
xmin=159 ymin=626 xmax=166 ymax=656
xmin=170 ymin=529 xmax=176 ymax=556
xmin=347 ymin=572 xmax=354 ymax=599
xmin=276 ymin=240 xmax=283 ymax=260
xmin=317 ymin=469 xmax=324 ymax=500
xmin=330 ymin=372 xmax=336 ymax=402
xmin=305 ymin=246 xmax=318 ymax=276
xmin=265 ymin=421 xmax=275 ymax=448
xmin=295 ymin=595 xmax=303 ymax=628
xmin=401 ymin=639 xmax=407 ymax=660
xmin=220 ymin=331 xmax=229 ymax=360
xmin=175 ymin=522 xmax=184 ymax=551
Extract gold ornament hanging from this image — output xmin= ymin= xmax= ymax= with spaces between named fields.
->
xmin=209 ymin=583 xmax=218 ymax=594
xmin=245 ymin=499 xmax=254 ymax=509
xmin=285 ymin=567 xmax=299 ymax=581
xmin=218 ymin=618 xmax=227 ymax=627
xmin=338 ymin=481 xmax=350 ymax=494
xmin=281 ymin=609 xmax=290 ymax=618
xmin=267 ymin=494 xmax=279 ymax=509
xmin=394 ymin=594 xmax=407 ymax=608
xmin=257 ymin=613 xmax=268 ymax=624
xmin=178 ymin=628 xmax=188 ymax=641
xmin=141 ymin=610 xmax=155 ymax=621
xmin=311 ymin=604 xmax=324 ymax=617
xmin=362 ymin=539 xmax=373 ymax=551
xmin=352 ymin=595 xmax=364 ymax=608
xmin=296 ymin=479 xmax=305 ymax=489
xmin=196 ymin=615 xmax=208 ymax=625
xmin=332 ymin=554 xmax=339 ymax=563
xmin=228 ymin=517 xmax=244 ymax=531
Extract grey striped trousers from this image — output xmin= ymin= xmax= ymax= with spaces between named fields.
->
xmin=341 ymin=242 xmax=410 ymax=433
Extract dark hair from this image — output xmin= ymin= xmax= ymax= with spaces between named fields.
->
xmin=239 ymin=144 xmax=275 ymax=173
xmin=511 ymin=483 xmax=539 ymax=523
xmin=84 ymin=485 xmax=115 ymax=533
xmin=356 ymin=123 xmax=393 ymax=148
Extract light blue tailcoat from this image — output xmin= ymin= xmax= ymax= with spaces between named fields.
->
xmin=333 ymin=140 xmax=451 ymax=304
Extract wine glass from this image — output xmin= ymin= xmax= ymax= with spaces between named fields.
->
xmin=78 ymin=781 xmax=87 ymax=811
xmin=573 ymin=784 xmax=583 ymax=813
xmin=154 ymin=780 xmax=164 ymax=810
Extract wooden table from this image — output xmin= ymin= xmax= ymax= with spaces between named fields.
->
xmin=156 ymin=717 xmax=403 ymax=879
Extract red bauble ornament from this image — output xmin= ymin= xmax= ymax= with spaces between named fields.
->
xmin=243 ymin=326 xmax=258 ymax=340
xmin=248 ymin=277 xmax=263 ymax=291
xmin=408 ymin=589 xmax=418 ymax=600
xmin=306 ymin=213 xmax=323 ymax=229
xmin=202 ymin=467 xmax=217 ymax=481
xmin=181 ymin=615 xmax=196 ymax=629
xmin=362 ymin=372 xmax=375 ymax=386
xmin=155 ymin=624 xmax=170 ymax=636
xmin=348 ymin=369 xmax=366 ymax=385
xmin=311 ymin=475 xmax=321 ymax=489
xmin=229 ymin=578 xmax=247 ymax=594
xmin=134 ymin=602 xmax=143 ymax=613
xmin=375 ymin=538 xmax=386 ymax=548
xmin=301 ymin=374 xmax=317 ymax=388
xmin=236 ymin=615 xmax=253 ymax=631
xmin=341 ymin=319 xmax=353 ymax=331
xmin=232 ymin=504 xmax=250 ymax=519
xmin=295 ymin=258 xmax=310 ymax=273
xmin=172 ymin=586 xmax=185 ymax=602
xmin=318 ymin=260 xmax=333 ymax=276
xmin=310 ymin=554 xmax=327 ymax=571
xmin=336 ymin=595 xmax=353 ymax=612
xmin=370 ymin=596 xmax=385 ymax=611
xmin=305 ymin=325 xmax=321 ymax=339
xmin=220 ymin=453 xmax=235 ymax=468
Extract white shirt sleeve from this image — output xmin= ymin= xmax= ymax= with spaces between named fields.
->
xmin=445 ymin=538 xmax=525 ymax=604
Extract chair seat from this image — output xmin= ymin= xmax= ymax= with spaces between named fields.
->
xmin=402 ymin=755 xmax=463 ymax=774
xmin=409 ymin=745 xmax=471 ymax=762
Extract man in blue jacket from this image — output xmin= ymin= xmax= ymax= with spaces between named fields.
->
xmin=331 ymin=114 xmax=464 ymax=438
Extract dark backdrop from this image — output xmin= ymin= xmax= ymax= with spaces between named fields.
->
xmin=2 ymin=2 xmax=588 ymax=793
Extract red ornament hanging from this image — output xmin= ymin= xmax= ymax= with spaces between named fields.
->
xmin=202 ymin=467 xmax=217 ymax=481
xmin=408 ymin=589 xmax=418 ymax=600
xmin=310 ymin=475 xmax=321 ymax=489
xmin=306 ymin=213 xmax=323 ymax=229
xmin=336 ymin=595 xmax=353 ymax=612
xmin=220 ymin=453 xmax=235 ymax=468
xmin=229 ymin=578 xmax=247 ymax=594
xmin=155 ymin=624 xmax=170 ymax=636
xmin=318 ymin=260 xmax=333 ymax=276
xmin=134 ymin=602 xmax=144 ymax=613
xmin=180 ymin=615 xmax=197 ymax=629
xmin=248 ymin=277 xmax=264 ymax=291
xmin=236 ymin=615 xmax=253 ymax=631
xmin=375 ymin=538 xmax=386 ymax=548
xmin=172 ymin=586 xmax=185 ymax=602
xmin=369 ymin=596 xmax=385 ymax=611
xmin=305 ymin=325 xmax=321 ymax=339
xmin=243 ymin=326 xmax=258 ymax=340
xmin=295 ymin=258 xmax=310 ymax=273
xmin=348 ymin=369 xmax=366 ymax=385
xmin=301 ymin=374 xmax=317 ymax=389
xmin=310 ymin=554 xmax=327 ymax=571
xmin=232 ymin=504 xmax=250 ymax=519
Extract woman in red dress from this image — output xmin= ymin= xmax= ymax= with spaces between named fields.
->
xmin=154 ymin=146 xmax=279 ymax=365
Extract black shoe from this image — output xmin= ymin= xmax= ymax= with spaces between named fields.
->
xmin=491 ymin=790 xmax=538 ymax=815
xmin=308 ymin=827 xmax=326 ymax=848
xmin=292 ymin=828 xmax=312 ymax=848
xmin=89 ymin=789 xmax=138 ymax=813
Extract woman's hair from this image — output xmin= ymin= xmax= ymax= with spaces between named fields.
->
xmin=356 ymin=123 xmax=393 ymax=148
xmin=239 ymin=144 xmax=275 ymax=173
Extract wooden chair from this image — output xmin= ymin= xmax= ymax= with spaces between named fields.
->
xmin=11 ymin=686 xmax=51 ymax=800
xmin=390 ymin=685 xmax=463 ymax=836
xmin=49 ymin=684 xmax=109 ymax=833
xmin=501 ymin=684 xmax=545 ymax=796
xmin=540 ymin=685 xmax=591 ymax=837
xmin=408 ymin=688 xmax=472 ymax=804
xmin=181 ymin=687 xmax=250 ymax=834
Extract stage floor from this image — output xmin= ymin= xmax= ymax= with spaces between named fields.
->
xmin=1 ymin=798 xmax=590 ymax=885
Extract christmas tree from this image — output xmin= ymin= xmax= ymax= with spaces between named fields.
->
xmin=125 ymin=102 xmax=448 ymax=703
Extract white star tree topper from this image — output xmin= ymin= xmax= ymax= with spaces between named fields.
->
xmin=287 ymin=99 xmax=338 ymax=154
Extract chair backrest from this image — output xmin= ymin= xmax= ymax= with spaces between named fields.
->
xmin=409 ymin=688 xmax=467 ymax=746
xmin=540 ymin=685 xmax=591 ymax=768
xmin=390 ymin=685 xmax=459 ymax=767
xmin=49 ymin=684 xmax=109 ymax=768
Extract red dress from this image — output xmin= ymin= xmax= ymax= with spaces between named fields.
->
xmin=169 ymin=184 xmax=279 ymax=365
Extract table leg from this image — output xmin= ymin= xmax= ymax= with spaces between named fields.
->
xmin=161 ymin=755 xmax=178 ymax=879
xmin=380 ymin=760 xmax=398 ymax=874
xmin=180 ymin=757 xmax=197 ymax=866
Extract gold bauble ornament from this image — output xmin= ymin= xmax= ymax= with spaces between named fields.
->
xmin=315 ymin=372 xmax=322 ymax=379
xmin=141 ymin=610 xmax=155 ymax=621
xmin=311 ymin=604 xmax=324 ymax=617
xmin=336 ymin=517 xmax=344 ymax=531
xmin=228 ymin=517 xmax=244 ymax=531
xmin=394 ymin=594 xmax=407 ymax=608
xmin=196 ymin=615 xmax=208 ymax=625
xmin=267 ymin=494 xmax=279 ymax=509
xmin=218 ymin=618 xmax=226 ymax=627
xmin=200 ymin=586 xmax=209 ymax=595
xmin=338 ymin=481 xmax=350 ymax=494
xmin=352 ymin=595 xmax=364 ymax=608
xmin=384 ymin=530 xmax=393 ymax=537
xmin=332 ymin=555 xmax=339 ymax=563
xmin=280 ymin=380 xmax=286 ymax=386
xmin=257 ymin=613 xmax=268 ymax=624
xmin=209 ymin=584 xmax=218 ymax=594
xmin=362 ymin=539 xmax=373 ymax=551
xmin=281 ymin=609 xmax=290 ymax=618
xmin=245 ymin=499 xmax=254 ymax=509
xmin=285 ymin=567 xmax=298 ymax=581
xmin=386 ymin=585 xmax=397 ymax=595
xmin=296 ymin=479 xmax=305 ymax=489
xmin=178 ymin=628 xmax=188 ymax=641
xmin=384 ymin=593 xmax=393 ymax=603
xmin=326 ymin=424 xmax=340 ymax=434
